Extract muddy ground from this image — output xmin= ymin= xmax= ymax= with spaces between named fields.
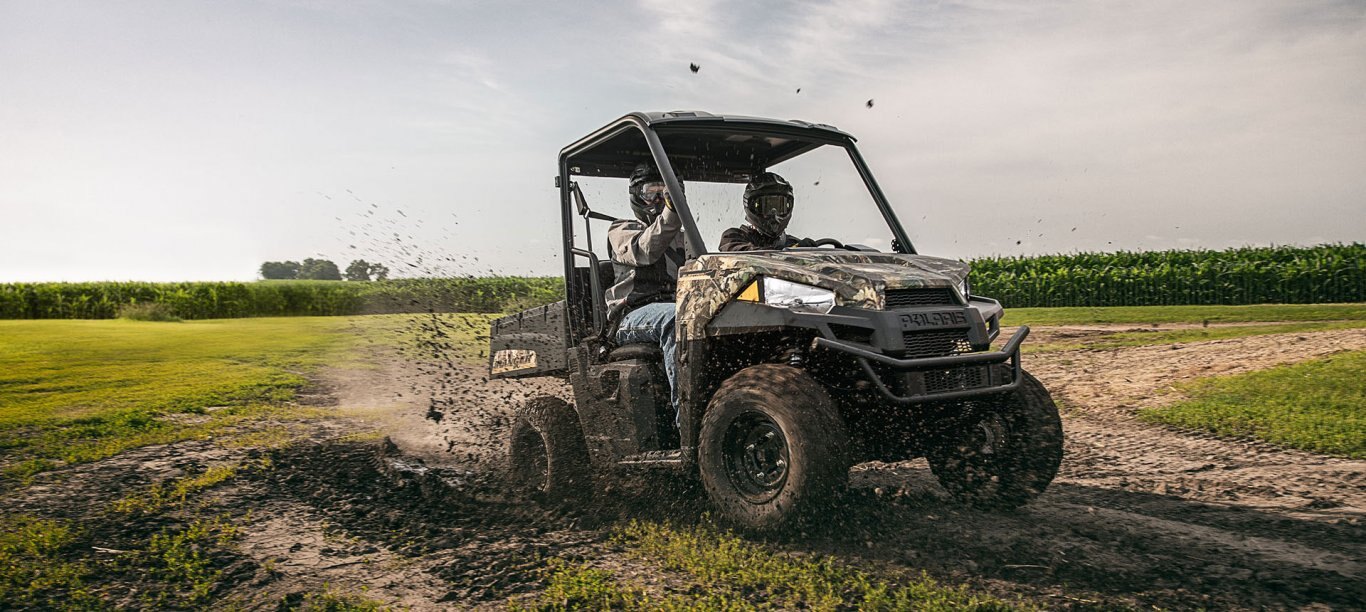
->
xmin=6 ymin=322 xmax=1364 ymax=609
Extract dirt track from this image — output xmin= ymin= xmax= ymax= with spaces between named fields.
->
xmin=6 ymin=324 xmax=1363 ymax=609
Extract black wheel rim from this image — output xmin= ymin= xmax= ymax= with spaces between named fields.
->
xmin=970 ymin=414 xmax=1008 ymax=457
xmin=514 ymin=428 xmax=549 ymax=494
xmin=721 ymin=411 xmax=790 ymax=503
xmin=946 ymin=412 xmax=1009 ymax=490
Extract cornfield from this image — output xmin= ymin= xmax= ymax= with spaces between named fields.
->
xmin=2 ymin=244 xmax=1360 ymax=319
xmin=969 ymin=243 xmax=1365 ymax=308
xmin=0 ymin=278 xmax=563 ymax=320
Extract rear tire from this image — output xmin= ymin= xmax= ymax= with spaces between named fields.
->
xmin=698 ymin=364 xmax=849 ymax=530
xmin=927 ymin=371 xmax=1063 ymax=508
xmin=507 ymin=396 xmax=592 ymax=503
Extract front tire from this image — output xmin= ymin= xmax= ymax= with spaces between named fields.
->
xmin=927 ymin=371 xmax=1063 ymax=508
xmin=507 ymin=396 xmax=591 ymax=504
xmin=698 ymin=365 xmax=849 ymax=530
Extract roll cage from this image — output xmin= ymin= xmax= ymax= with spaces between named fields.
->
xmin=556 ymin=110 xmax=918 ymax=346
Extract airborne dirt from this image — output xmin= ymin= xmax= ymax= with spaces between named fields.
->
xmin=7 ymin=324 xmax=1363 ymax=609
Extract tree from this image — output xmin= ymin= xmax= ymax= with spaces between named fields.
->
xmin=260 ymin=261 xmax=300 ymax=280
xmin=369 ymin=262 xmax=390 ymax=281
xmin=298 ymin=258 xmax=342 ymax=281
xmin=345 ymin=260 xmax=372 ymax=281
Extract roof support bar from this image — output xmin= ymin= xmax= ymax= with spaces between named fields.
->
xmin=640 ymin=126 xmax=707 ymax=258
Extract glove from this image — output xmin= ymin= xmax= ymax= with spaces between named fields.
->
xmin=792 ymin=237 xmax=818 ymax=248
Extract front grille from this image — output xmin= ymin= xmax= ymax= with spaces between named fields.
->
xmin=884 ymin=288 xmax=957 ymax=308
xmin=924 ymin=366 xmax=987 ymax=393
xmin=902 ymin=330 xmax=972 ymax=358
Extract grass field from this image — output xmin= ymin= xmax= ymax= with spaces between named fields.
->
xmin=0 ymin=314 xmax=492 ymax=607
xmin=1 ymin=305 xmax=1361 ymax=607
xmin=2 ymin=306 xmax=1359 ymax=484
xmin=1142 ymin=350 xmax=1366 ymax=458
xmin=0 ymin=314 xmax=491 ymax=485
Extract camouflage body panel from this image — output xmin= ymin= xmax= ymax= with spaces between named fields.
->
xmin=675 ymin=251 xmax=970 ymax=340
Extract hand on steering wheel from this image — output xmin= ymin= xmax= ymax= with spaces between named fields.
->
xmin=810 ymin=238 xmax=845 ymax=249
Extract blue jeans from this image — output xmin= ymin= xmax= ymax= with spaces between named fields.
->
xmin=615 ymin=302 xmax=678 ymax=422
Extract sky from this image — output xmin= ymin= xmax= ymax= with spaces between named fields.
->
xmin=2 ymin=0 xmax=1363 ymax=282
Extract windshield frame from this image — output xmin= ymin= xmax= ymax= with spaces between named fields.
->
xmin=559 ymin=115 xmax=916 ymax=261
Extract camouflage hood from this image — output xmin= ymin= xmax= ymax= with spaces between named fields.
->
xmin=676 ymin=251 xmax=969 ymax=339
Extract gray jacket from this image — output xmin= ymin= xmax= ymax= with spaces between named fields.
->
xmin=605 ymin=205 xmax=686 ymax=310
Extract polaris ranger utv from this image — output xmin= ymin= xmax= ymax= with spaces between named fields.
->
xmin=490 ymin=111 xmax=1063 ymax=530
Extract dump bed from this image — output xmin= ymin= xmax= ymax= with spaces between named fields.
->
xmin=488 ymin=301 xmax=569 ymax=379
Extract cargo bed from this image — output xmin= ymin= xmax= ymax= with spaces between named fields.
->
xmin=488 ymin=301 xmax=569 ymax=379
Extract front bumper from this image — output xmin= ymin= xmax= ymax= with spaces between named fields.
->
xmin=813 ymin=326 xmax=1029 ymax=404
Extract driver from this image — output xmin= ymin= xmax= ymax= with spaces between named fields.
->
xmin=605 ymin=162 xmax=686 ymax=422
xmin=718 ymin=172 xmax=816 ymax=251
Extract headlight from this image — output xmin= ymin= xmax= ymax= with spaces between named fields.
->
xmin=957 ymin=277 xmax=971 ymax=299
xmin=737 ymin=277 xmax=836 ymax=314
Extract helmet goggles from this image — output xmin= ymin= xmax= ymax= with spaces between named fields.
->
xmin=749 ymin=193 xmax=793 ymax=218
xmin=638 ymin=181 xmax=668 ymax=202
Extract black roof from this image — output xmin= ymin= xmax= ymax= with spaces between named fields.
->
xmin=561 ymin=111 xmax=857 ymax=183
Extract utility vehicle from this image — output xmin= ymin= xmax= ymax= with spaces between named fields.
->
xmin=490 ymin=111 xmax=1063 ymax=529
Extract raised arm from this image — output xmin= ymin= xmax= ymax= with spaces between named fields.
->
xmin=608 ymin=205 xmax=683 ymax=266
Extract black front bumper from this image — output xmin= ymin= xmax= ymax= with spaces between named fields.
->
xmin=813 ymin=326 xmax=1029 ymax=404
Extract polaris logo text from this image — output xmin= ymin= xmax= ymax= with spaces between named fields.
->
xmin=899 ymin=311 xmax=968 ymax=329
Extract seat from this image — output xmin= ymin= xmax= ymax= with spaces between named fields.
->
xmin=606 ymin=343 xmax=663 ymax=362
xmin=596 ymin=259 xmax=616 ymax=294
xmin=598 ymin=261 xmax=665 ymax=364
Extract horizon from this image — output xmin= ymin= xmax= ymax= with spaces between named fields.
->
xmin=1 ymin=240 xmax=1357 ymax=284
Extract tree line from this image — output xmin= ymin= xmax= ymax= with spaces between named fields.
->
xmin=0 ymin=277 xmax=564 ymax=320
xmin=260 ymin=259 xmax=390 ymax=281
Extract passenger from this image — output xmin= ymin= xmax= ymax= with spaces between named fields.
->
xmin=718 ymin=172 xmax=816 ymax=251
xmin=605 ymin=163 xmax=686 ymax=419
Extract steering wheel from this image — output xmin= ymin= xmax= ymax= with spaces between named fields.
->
xmin=811 ymin=238 xmax=846 ymax=249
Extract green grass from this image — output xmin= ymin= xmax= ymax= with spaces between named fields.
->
xmin=1141 ymin=351 xmax=1366 ymax=458
xmin=0 ymin=515 xmax=101 ymax=609
xmin=0 ymin=313 xmax=495 ymax=605
xmin=621 ymin=521 xmax=1020 ymax=610
xmin=138 ymin=515 xmax=243 ymax=606
xmin=0 ymin=512 xmax=251 ymax=609
xmin=111 ymin=463 xmax=244 ymax=516
xmin=516 ymin=521 xmax=1022 ymax=610
xmin=0 ymin=314 xmax=492 ymax=485
xmin=0 ymin=512 xmax=249 ymax=609
xmin=515 ymin=561 xmax=652 ymax=611
xmin=1007 ymin=303 xmax=1366 ymax=327
xmin=0 ymin=317 xmax=350 ymax=484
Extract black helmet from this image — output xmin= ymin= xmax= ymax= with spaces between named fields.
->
xmin=743 ymin=172 xmax=794 ymax=237
xmin=628 ymin=162 xmax=681 ymax=223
